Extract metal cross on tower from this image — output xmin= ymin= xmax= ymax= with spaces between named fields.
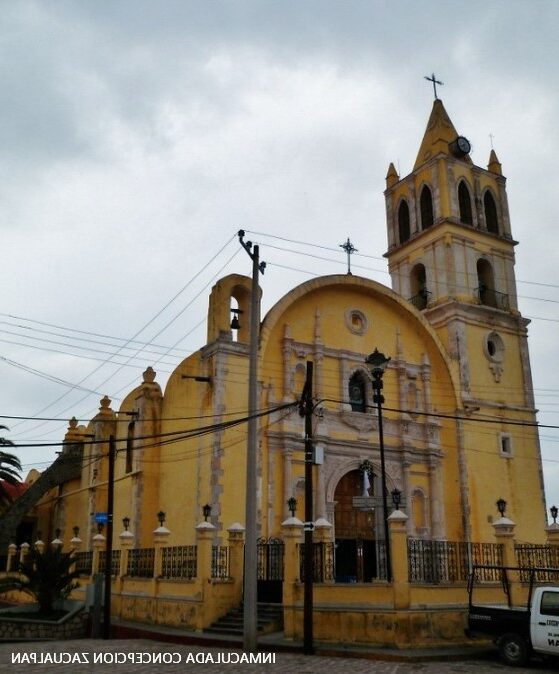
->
xmin=340 ymin=237 xmax=358 ymax=275
xmin=424 ymin=73 xmax=443 ymax=100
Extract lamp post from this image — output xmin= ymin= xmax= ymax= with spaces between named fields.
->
xmin=391 ymin=488 xmax=402 ymax=510
xmin=365 ymin=347 xmax=392 ymax=582
xmin=157 ymin=511 xmax=166 ymax=527
xmin=551 ymin=505 xmax=558 ymax=525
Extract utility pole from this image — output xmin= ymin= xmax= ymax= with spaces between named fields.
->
xmin=103 ymin=434 xmax=115 ymax=639
xmin=238 ymin=229 xmax=266 ymax=652
xmin=299 ymin=361 xmax=314 ymax=655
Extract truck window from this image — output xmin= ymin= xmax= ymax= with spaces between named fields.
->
xmin=541 ymin=591 xmax=559 ymax=617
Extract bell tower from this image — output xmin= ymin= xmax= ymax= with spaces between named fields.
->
xmin=383 ymin=98 xmax=547 ymax=537
xmin=384 ymin=98 xmax=516 ymax=313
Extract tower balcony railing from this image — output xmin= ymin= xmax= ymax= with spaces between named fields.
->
xmin=476 ymin=286 xmax=510 ymax=311
xmin=409 ymin=289 xmax=431 ymax=311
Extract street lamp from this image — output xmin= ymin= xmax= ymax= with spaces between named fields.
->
xmin=122 ymin=517 xmax=130 ymax=531
xmin=365 ymin=347 xmax=392 ymax=582
xmin=496 ymin=498 xmax=507 ymax=518
xmin=202 ymin=504 xmax=212 ymax=522
xmin=391 ymin=488 xmax=402 ymax=510
xmin=157 ymin=511 xmax=166 ymax=527
xmin=550 ymin=505 xmax=558 ymax=525
xmin=287 ymin=497 xmax=297 ymax=518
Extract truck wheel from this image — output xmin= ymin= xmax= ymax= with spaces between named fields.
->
xmin=498 ymin=633 xmax=529 ymax=667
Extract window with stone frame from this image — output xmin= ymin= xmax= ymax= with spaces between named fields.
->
xmin=348 ymin=371 xmax=367 ymax=413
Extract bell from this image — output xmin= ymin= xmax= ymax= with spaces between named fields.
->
xmin=230 ymin=315 xmax=241 ymax=330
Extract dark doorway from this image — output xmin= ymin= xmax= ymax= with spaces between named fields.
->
xmin=256 ymin=537 xmax=284 ymax=603
xmin=334 ymin=470 xmax=382 ymax=582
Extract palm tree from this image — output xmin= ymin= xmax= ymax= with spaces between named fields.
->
xmin=0 ymin=545 xmax=80 ymax=615
xmin=0 ymin=425 xmax=22 ymax=509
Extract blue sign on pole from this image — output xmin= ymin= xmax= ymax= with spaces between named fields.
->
xmin=94 ymin=512 xmax=108 ymax=524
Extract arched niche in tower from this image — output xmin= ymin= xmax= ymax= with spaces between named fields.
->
xmin=397 ymin=199 xmax=411 ymax=244
xmin=483 ymin=190 xmax=499 ymax=234
xmin=458 ymin=180 xmax=473 ymax=225
xmin=410 ymin=263 xmax=428 ymax=310
xmin=419 ymin=185 xmax=434 ymax=230
xmin=476 ymin=258 xmax=496 ymax=307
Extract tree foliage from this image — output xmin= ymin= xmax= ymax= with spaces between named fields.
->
xmin=0 ymin=545 xmax=80 ymax=614
xmin=0 ymin=425 xmax=22 ymax=509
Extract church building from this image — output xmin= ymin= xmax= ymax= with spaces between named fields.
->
xmin=2 ymin=98 xmax=549 ymax=645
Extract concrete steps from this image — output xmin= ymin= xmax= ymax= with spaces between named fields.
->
xmin=204 ymin=603 xmax=283 ymax=636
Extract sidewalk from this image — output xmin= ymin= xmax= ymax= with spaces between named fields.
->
xmin=112 ymin=618 xmax=495 ymax=663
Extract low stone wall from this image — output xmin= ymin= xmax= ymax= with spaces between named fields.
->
xmin=0 ymin=602 xmax=88 ymax=641
xmin=285 ymin=602 xmax=470 ymax=648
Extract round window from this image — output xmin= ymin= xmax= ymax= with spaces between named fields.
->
xmin=484 ymin=331 xmax=504 ymax=363
xmin=345 ymin=309 xmax=368 ymax=335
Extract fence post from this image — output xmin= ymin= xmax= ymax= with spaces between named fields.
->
xmin=546 ymin=522 xmax=559 ymax=548
xmin=153 ymin=523 xmax=170 ymax=578
xmin=227 ymin=522 xmax=245 ymax=602
xmin=195 ymin=521 xmax=215 ymax=629
xmin=92 ymin=532 xmax=105 ymax=575
xmin=19 ymin=542 xmax=30 ymax=566
xmin=493 ymin=516 xmax=523 ymax=606
xmin=281 ymin=516 xmax=304 ymax=639
xmin=388 ymin=509 xmax=410 ymax=609
xmin=118 ymin=528 xmax=134 ymax=577
xmin=6 ymin=543 xmax=17 ymax=572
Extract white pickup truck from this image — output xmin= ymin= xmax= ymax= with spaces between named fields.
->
xmin=467 ymin=566 xmax=559 ymax=666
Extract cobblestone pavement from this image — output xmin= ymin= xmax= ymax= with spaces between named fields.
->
xmin=0 ymin=640 xmax=556 ymax=673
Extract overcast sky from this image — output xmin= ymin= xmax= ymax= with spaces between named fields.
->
xmin=1 ymin=0 xmax=558 ymax=524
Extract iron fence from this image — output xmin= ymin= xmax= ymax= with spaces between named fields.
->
xmin=476 ymin=286 xmax=510 ymax=311
xmin=409 ymin=289 xmax=431 ymax=311
xmin=73 ymin=550 xmax=93 ymax=575
xmin=298 ymin=542 xmax=335 ymax=582
xmin=257 ymin=537 xmax=284 ymax=581
xmin=127 ymin=547 xmax=155 ymax=578
xmin=160 ymin=545 xmax=197 ymax=579
xmin=408 ymin=539 xmax=503 ymax=583
xmin=515 ymin=544 xmax=559 ymax=582
xmin=211 ymin=546 xmax=230 ymax=579
xmin=98 ymin=549 xmax=121 ymax=576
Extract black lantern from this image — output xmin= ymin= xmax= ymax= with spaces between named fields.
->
xmin=365 ymin=348 xmax=391 ymax=378
xmin=157 ymin=511 xmax=166 ymax=527
xmin=202 ymin=504 xmax=211 ymax=522
xmin=54 ymin=528 xmax=61 ymax=539
xmin=496 ymin=498 xmax=507 ymax=517
xmin=36 ymin=530 xmax=42 ymax=542
xmin=72 ymin=526 xmax=80 ymax=538
xmin=391 ymin=488 xmax=402 ymax=510
xmin=287 ymin=497 xmax=297 ymax=517
xmin=97 ymin=523 xmax=104 ymax=534
xmin=122 ymin=516 xmax=130 ymax=531
xmin=551 ymin=505 xmax=558 ymax=524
